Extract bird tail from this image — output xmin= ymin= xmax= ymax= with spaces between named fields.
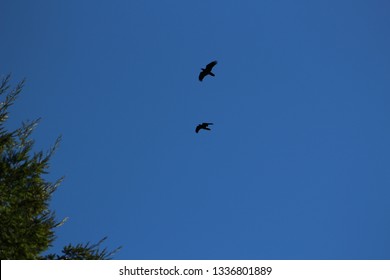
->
xmin=209 ymin=72 xmax=215 ymax=77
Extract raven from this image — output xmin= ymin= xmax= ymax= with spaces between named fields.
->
xmin=198 ymin=60 xmax=217 ymax=81
xmin=195 ymin=122 xmax=213 ymax=133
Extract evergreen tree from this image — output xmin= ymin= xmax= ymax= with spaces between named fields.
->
xmin=0 ymin=75 xmax=120 ymax=259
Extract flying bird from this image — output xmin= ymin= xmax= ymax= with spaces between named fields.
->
xmin=198 ymin=60 xmax=217 ymax=81
xmin=195 ymin=122 xmax=213 ymax=133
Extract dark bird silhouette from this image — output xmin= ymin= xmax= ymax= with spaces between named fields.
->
xmin=198 ymin=60 xmax=217 ymax=81
xmin=195 ymin=122 xmax=213 ymax=133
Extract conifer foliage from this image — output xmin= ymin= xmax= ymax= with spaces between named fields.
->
xmin=0 ymin=75 xmax=120 ymax=259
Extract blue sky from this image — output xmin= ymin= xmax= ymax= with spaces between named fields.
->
xmin=1 ymin=0 xmax=390 ymax=259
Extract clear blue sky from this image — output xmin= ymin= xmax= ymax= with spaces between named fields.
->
xmin=1 ymin=0 xmax=390 ymax=259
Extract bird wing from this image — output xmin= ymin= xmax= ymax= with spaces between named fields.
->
xmin=195 ymin=125 xmax=201 ymax=133
xmin=205 ymin=60 xmax=217 ymax=71
xmin=198 ymin=71 xmax=206 ymax=81
xmin=203 ymin=122 xmax=213 ymax=126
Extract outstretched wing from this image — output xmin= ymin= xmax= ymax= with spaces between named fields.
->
xmin=198 ymin=70 xmax=206 ymax=81
xmin=203 ymin=122 xmax=213 ymax=126
xmin=205 ymin=60 xmax=217 ymax=71
xmin=195 ymin=125 xmax=201 ymax=133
